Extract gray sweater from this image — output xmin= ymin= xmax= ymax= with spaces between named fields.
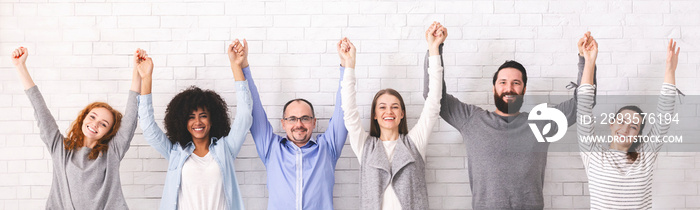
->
xmin=26 ymin=86 xmax=138 ymax=210
xmin=423 ymin=48 xmax=590 ymax=209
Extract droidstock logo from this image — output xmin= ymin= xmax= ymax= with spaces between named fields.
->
xmin=528 ymin=103 xmax=567 ymax=143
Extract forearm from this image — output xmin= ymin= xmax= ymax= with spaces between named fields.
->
xmin=26 ymin=86 xmax=62 ymax=151
xmin=140 ymin=75 xmax=152 ymax=95
xmin=15 ymin=64 xmax=36 ymax=90
xmin=137 ymin=94 xmax=172 ymax=158
xmin=130 ymin=67 xmax=141 ymax=93
xmin=576 ymin=85 xmax=597 ymax=152
xmin=340 ymin=67 xmax=368 ymax=161
xmin=231 ymin=64 xmax=245 ymax=81
xmin=409 ymin=55 xmax=443 ymax=156
xmin=228 ymin=81 xmax=253 ymax=156
xmin=576 ymin=55 xmax=596 ymax=86
xmin=243 ymin=67 xmax=272 ymax=137
xmin=111 ymin=90 xmax=139 ymax=157
xmin=664 ymin=69 xmax=676 ymax=85
xmin=581 ymin=62 xmax=595 ymax=85
xmin=242 ymin=67 xmax=279 ymax=161
xmin=423 ymin=44 xmax=446 ymax=100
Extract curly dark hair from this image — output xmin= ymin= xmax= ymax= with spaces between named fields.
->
xmin=164 ymin=86 xmax=231 ymax=149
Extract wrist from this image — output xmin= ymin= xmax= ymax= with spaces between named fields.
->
xmin=429 ymin=47 xmax=440 ymax=56
xmin=345 ymin=61 xmax=355 ymax=69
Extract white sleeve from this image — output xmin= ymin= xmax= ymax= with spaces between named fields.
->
xmin=576 ymin=84 xmax=599 ymax=168
xmin=640 ymin=83 xmax=677 ymax=154
xmin=341 ymin=67 xmax=370 ymax=163
xmin=408 ymin=55 xmax=443 ymax=160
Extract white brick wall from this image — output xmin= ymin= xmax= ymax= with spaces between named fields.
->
xmin=1 ymin=0 xmax=699 ymax=209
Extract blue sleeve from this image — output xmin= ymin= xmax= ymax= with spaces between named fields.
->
xmin=243 ymin=66 xmax=283 ymax=164
xmin=226 ymin=81 xmax=254 ymax=158
xmin=321 ymin=66 xmax=349 ymax=160
xmin=137 ymin=94 xmax=174 ymax=160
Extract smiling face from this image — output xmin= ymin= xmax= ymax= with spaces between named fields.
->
xmin=609 ymin=109 xmax=643 ymax=148
xmin=373 ymin=93 xmax=405 ymax=132
xmin=188 ymin=107 xmax=211 ymax=142
xmin=281 ymin=101 xmax=317 ymax=146
xmin=493 ymin=67 xmax=526 ymax=114
xmin=81 ymin=107 xmax=115 ymax=142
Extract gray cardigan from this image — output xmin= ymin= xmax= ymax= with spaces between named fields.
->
xmin=360 ymin=134 xmax=428 ymax=210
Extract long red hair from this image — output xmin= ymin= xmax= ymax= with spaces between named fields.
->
xmin=64 ymin=102 xmax=122 ymax=159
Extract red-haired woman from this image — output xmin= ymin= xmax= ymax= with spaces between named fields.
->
xmin=12 ymin=47 xmax=148 ymax=209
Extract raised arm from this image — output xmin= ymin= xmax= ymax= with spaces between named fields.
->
xmin=339 ymin=38 xmax=369 ymax=162
xmin=422 ymin=25 xmax=477 ymax=131
xmin=109 ymin=49 xmax=144 ymax=159
xmin=226 ymin=39 xmax=254 ymax=157
xmin=229 ymin=39 xmax=248 ymax=82
xmin=577 ymin=32 xmax=602 ymax=157
xmin=556 ymin=32 xmax=598 ymax=127
xmin=320 ymin=38 xmax=351 ymax=160
xmin=642 ymin=39 xmax=680 ymax=153
xmin=14 ymin=47 xmax=63 ymax=153
xmin=409 ymin=22 xmax=445 ymax=159
xmin=12 ymin=47 xmax=35 ymax=90
xmin=243 ymin=57 xmax=283 ymax=164
xmin=136 ymin=49 xmax=174 ymax=159
xmin=580 ymin=32 xmax=597 ymax=86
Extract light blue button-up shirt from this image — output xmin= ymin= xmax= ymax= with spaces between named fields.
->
xmin=244 ymin=67 xmax=348 ymax=210
xmin=137 ymin=81 xmax=253 ymax=210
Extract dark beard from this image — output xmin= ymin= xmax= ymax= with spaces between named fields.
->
xmin=494 ymin=91 xmax=523 ymax=114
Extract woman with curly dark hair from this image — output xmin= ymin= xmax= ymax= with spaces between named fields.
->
xmin=137 ymin=39 xmax=253 ymax=210
xmin=12 ymin=46 xmax=145 ymax=209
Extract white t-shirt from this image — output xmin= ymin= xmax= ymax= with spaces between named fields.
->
xmin=178 ymin=152 xmax=226 ymax=210
xmin=380 ymin=140 xmax=401 ymax=210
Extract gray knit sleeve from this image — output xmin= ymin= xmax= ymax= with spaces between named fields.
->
xmin=25 ymin=86 xmax=65 ymax=155
xmin=109 ymin=90 xmax=139 ymax=160
xmin=422 ymin=44 xmax=479 ymax=130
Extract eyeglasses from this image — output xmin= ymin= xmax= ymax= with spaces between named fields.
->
xmin=283 ymin=116 xmax=314 ymax=124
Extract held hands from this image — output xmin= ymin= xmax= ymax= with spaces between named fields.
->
xmin=134 ymin=48 xmax=153 ymax=78
xmin=426 ymin=22 xmax=447 ymax=56
xmin=337 ymin=37 xmax=356 ymax=68
xmin=11 ymin=47 xmax=28 ymax=67
xmin=578 ymin=31 xmax=598 ymax=63
xmin=228 ymin=39 xmax=249 ymax=69
xmin=666 ymin=39 xmax=680 ymax=73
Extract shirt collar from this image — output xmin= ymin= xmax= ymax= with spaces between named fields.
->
xmin=282 ymin=136 xmax=318 ymax=148
xmin=182 ymin=137 xmax=219 ymax=152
